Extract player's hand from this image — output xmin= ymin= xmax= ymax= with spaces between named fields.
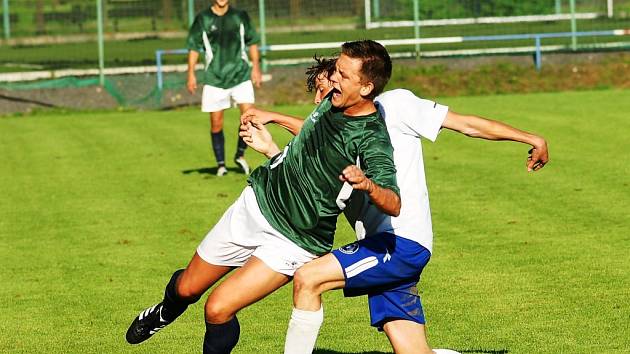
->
xmin=251 ymin=66 xmax=262 ymax=88
xmin=187 ymin=75 xmax=197 ymax=94
xmin=527 ymin=137 xmax=549 ymax=172
xmin=241 ymin=107 xmax=272 ymax=125
xmin=239 ymin=121 xmax=279 ymax=157
xmin=339 ymin=165 xmax=373 ymax=192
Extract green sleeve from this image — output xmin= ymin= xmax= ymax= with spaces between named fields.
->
xmin=186 ymin=15 xmax=204 ymax=52
xmin=242 ymin=11 xmax=260 ymax=46
xmin=358 ymin=121 xmax=400 ymax=196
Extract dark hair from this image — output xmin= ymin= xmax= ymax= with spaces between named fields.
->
xmin=341 ymin=40 xmax=392 ymax=99
xmin=305 ymin=55 xmax=337 ymax=92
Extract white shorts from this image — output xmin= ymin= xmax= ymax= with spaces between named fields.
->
xmin=196 ymin=186 xmax=318 ymax=276
xmin=201 ymin=80 xmax=255 ymax=112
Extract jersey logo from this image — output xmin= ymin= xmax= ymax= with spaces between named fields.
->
xmin=210 ymin=24 xmax=217 ymax=32
xmin=308 ymin=111 xmax=320 ymax=123
xmin=383 ymin=248 xmax=392 ymax=262
xmin=339 ymin=242 xmax=359 ymax=254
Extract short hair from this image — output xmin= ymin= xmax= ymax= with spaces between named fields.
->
xmin=341 ymin=40 xmax=392 ymax=99
xmin=305 ymin=55 xmax=337 ymax=93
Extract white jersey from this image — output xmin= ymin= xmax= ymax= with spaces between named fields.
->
xmin=344 ymin=89 xmax=448 ymax=252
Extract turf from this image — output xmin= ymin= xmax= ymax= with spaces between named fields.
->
xmin=1 ymin=89 xmax=629 ymax=353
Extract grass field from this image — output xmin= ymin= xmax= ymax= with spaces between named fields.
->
xmin=1 ymin=89 xmax=629 ymax=353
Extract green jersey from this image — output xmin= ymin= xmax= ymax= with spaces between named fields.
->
xmin=248 ymin=97 xmax=399 ymax=255
xmin=186 ymin=6 xmax=260 ymax=89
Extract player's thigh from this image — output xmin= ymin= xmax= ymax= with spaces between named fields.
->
xmin=204 ymin=256 xmax=290 ymax=323
xmin=177 ymin=252 xmax=233 ymax=299
xmin=383 ymin=320 xmax=432 ymax=354
xmin=294 ymin=253 xmax=345 ymax=292
xmin=237 ymin=102 xmax=254 ymax=114
xmin=231 ymin=80 xmax=255 ymax=105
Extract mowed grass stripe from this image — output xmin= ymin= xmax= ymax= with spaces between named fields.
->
xmin=1 ymin=89 xmax=629 ymax=353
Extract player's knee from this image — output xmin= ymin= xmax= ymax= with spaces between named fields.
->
xmin=293 ymin=267 xmax=320 ymax=295
xmin=175 ymin=276 xmax=204 ymax=302
xmin=204 ymin=299 xmax=234 ymax=324
xmin=210 ymin=116 xmax=224 ymax=129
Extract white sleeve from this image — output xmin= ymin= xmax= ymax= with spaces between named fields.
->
xmin=376 ymin=89 xmax=448 ymax=142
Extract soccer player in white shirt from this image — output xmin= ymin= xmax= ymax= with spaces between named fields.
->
xmin=240 ymin=56 xmax=548 ymax=354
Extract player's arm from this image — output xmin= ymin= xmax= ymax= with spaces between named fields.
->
xmin=241 ymin=108 xmax=304 ymax=136
xmin=442 ymin=110 xmax=549 ymax=172
xmin=187 ymin=50 xmax=200 ymax=94
xmin=239 ymin=121 xmax=281 ymax=158
xmin=347 ymin=123 xmax=401 ymax=217
xmin=249 ymin=45 xmax=262 ymax=88
xmin=340 ymin=166 xmax=400 ymax=217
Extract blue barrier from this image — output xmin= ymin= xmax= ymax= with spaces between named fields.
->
xmin=156 ymin=29 xmax=629 ymax=89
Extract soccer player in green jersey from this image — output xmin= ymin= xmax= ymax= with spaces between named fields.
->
xmin=186 ymin=0 xmax=262 ymax=176
xmin=241 ymin=57 xmax=548 ymax=354
xmin=125 ymin=40 xmax=401 ymax=354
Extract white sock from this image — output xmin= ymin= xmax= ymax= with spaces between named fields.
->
xmin=283 ymin=306 xmax=324 ymax=354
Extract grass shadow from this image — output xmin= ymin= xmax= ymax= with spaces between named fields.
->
xmin=314 ymin=350 xmax=389 ymax=354
xmin=181 ymin=166 xmax=245 ymax=176
xmin=314 ymin=349 xmax=508 ymax=354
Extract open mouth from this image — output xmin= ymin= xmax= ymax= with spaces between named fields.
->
xmin=331 ymin=88 xmax=341 ymax=100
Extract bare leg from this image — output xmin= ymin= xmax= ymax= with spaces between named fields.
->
xmin=201 ymin=256 xmax=290 ymax=353
xmin=204 ymin=255 xmax=290 ymax=323
xmin=238 ymin=103 xmax=254 ymax=114
xmin=176 ymin=252 xmax=233 ymax=300
xmin=383 ymin=320 xmax=433 ymax=354
xmin=284 ymin=254 xmax=345 ymax=354
xmin=234 ymin=103 xmax=254 ymax=163
xmin=292 ymin=253 xmax=345 ymax=310
xmin=210 ymin=111 xmax=224 ymax=133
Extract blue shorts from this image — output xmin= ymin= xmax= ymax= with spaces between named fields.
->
xmin=332 ymin=233 xmax=431 ymax=329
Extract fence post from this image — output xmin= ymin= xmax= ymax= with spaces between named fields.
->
xmin=555 ymin=0 xmax=562 ymax=14
xmin=97 ymin=0 xmax=105 ymax=86
xmin=258 ymin=0 xmax=267 ymax=73
xmin=188 ymin=0 xmax=194 ymax=27
xmin=373 ymin=0 xmax=380 ymax=19
xmin=413 ymin=0 xmax=420 ymax=59
xmin=535 ymin=36 xmax=542 ymax=71
xmin=2 ymin=0 xmax=9 ymax=40
xmin=570 ymin=0 xmax=577 ymax=51
xmin=156 ymin=50 xmax=163 ymax=90
xmin=364 ymin=0 xmax=371 ymax=29
xmin=607 ymin=0 xmax=613 ymax=18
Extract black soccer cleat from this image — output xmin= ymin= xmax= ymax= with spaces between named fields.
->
xmin=126 ymin=302 xmax=171 ymax=344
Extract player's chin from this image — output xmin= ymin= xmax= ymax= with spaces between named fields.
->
xmin=331 ymin=94 xmax=344 ymax=107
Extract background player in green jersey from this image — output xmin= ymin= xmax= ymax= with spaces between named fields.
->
xmin=186 ymin=0 xmax=262 ymax=176
xmin=125 ymin=40 xmax=401 ymax=354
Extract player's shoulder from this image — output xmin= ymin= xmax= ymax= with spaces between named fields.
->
xmin=360 ymin=112 xmax=391 ymax=138
xmin=376 ymin=89 xmax=421 ymax=106
xmin=229 ymin=6 xmax=250 ymax=17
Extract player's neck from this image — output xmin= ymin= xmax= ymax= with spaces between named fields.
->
xmin=211 ymin=4 xmax=229 ymax=16
xmin=343 ymin=99 xmax=376 ymax=117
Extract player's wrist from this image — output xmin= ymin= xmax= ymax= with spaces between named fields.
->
xmin=366 ymin=179 xmax=375 ymax=194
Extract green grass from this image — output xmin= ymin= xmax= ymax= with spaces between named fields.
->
xmin=1 ymin=89 xmax=629 ymax=353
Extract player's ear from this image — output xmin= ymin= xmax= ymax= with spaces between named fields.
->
xmin=360 ymin=82 xmax=374 ymax=98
